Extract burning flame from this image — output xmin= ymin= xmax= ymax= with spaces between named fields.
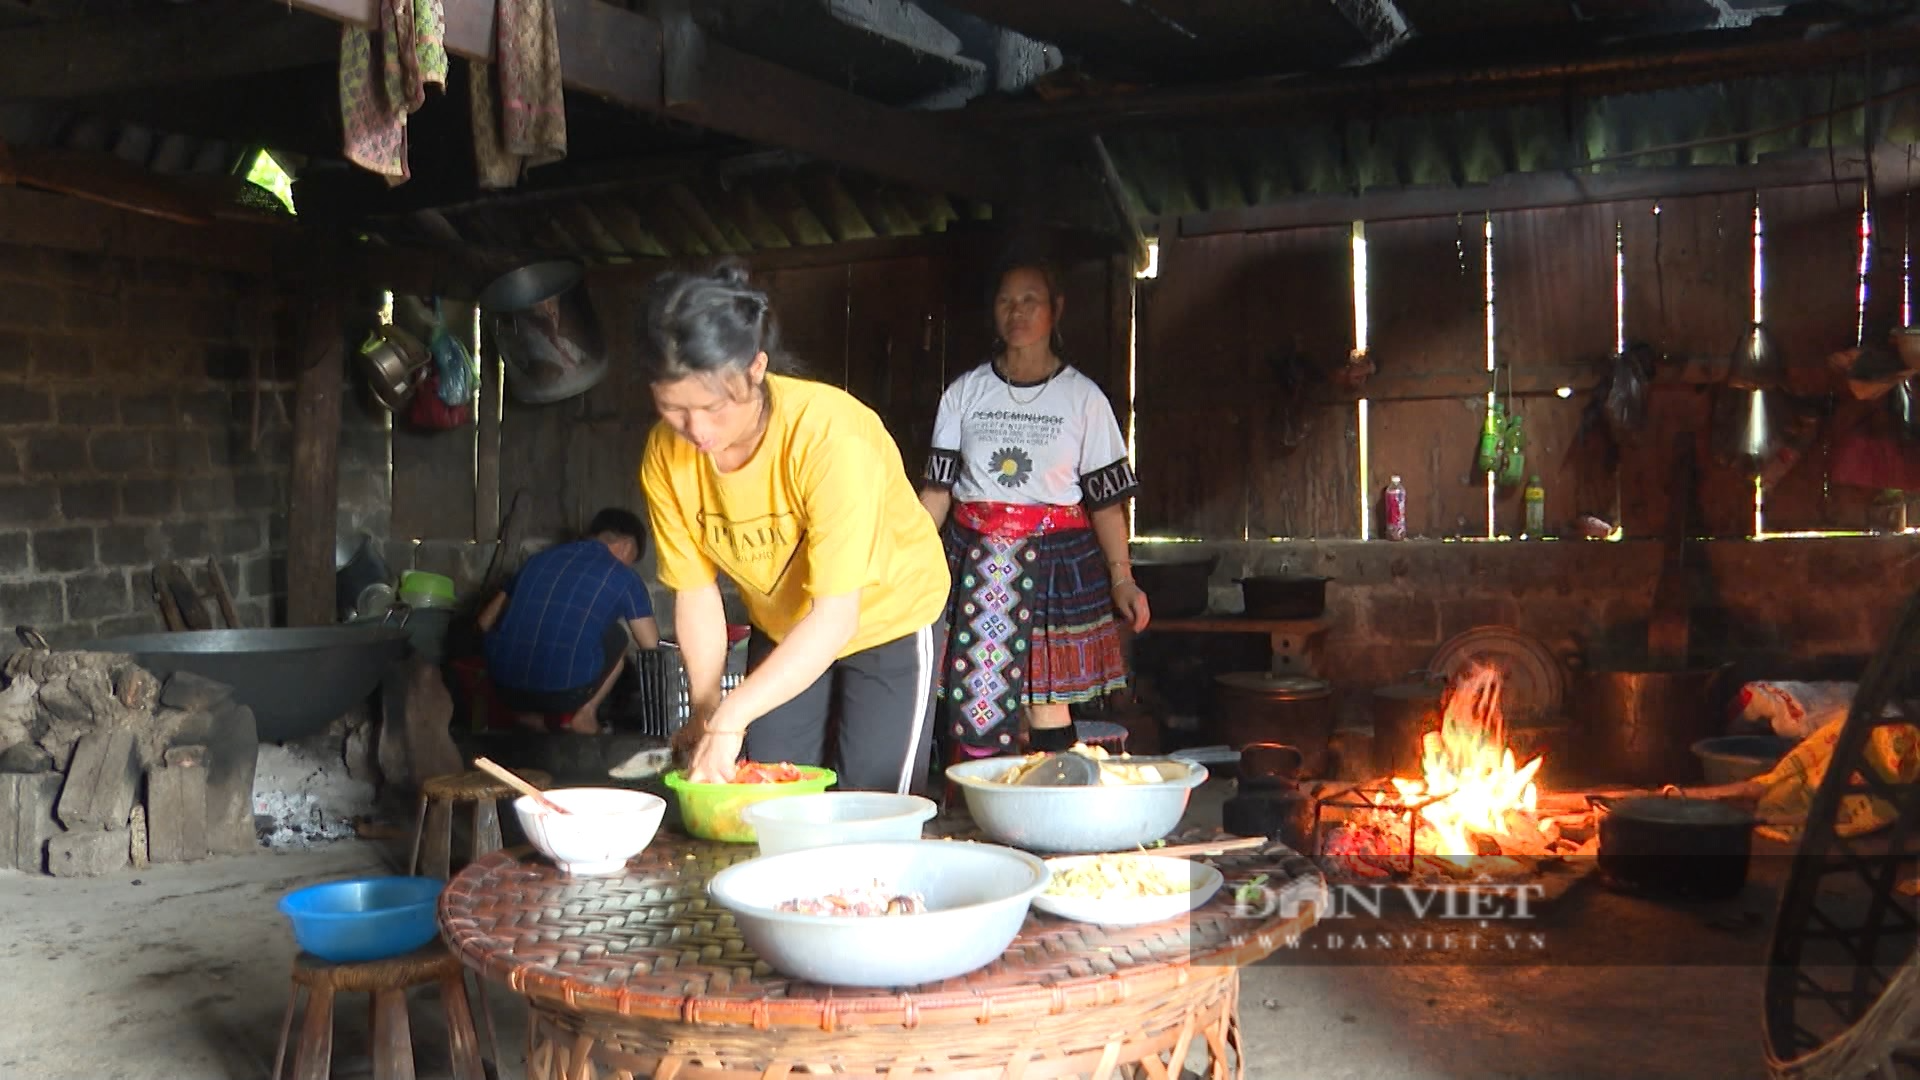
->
xmin=1382 ymin=663 xmax=1543 ymax=869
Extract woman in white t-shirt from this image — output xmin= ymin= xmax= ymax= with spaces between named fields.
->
xmin=918 ymin=257 xmax=1152 ymax=758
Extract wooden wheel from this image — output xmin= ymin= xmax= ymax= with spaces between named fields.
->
xmin=1765 ymin=590 xmax=1920 ymax=1078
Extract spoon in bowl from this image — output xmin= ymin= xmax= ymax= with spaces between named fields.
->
xmin=474 ymin=757 xmax=571 ymax=815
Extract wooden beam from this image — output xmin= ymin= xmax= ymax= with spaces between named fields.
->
xmin=286 ymin=283 xmax=347 ymax=628
xmin=1090 ymin=135 xmax=1149 ymax=275
xmin=967 ymin=16 xmax=1920 ymax=136
xmin=278 ymin=0 xmax=1012 ymax=201
xmin=1174 ymin=147 xmax=1920 ymax=236
xmin=0 ymin=1 xmax=338 ymax=102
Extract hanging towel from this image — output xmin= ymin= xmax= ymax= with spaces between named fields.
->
xmin=339 ymin=0 xmax=448 ymax=184
xmin=468 ymin=0 xmax=568 ymax=189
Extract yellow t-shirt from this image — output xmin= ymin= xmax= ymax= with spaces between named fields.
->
xmin=639 ymin=374 xmax=950 ymax=657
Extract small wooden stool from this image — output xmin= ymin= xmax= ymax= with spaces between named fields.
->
xmin=408 ymin=768 xmax=552 ymax=881
xmin=270 ymin=942 xmax=498 ymax=1080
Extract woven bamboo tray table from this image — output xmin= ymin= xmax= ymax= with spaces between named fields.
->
xmin=440 ymin=831 xmax=1326 ymax=1080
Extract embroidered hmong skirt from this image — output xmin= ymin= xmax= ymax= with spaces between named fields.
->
xmin=939 ymin=509 xmax=1129 ymax=752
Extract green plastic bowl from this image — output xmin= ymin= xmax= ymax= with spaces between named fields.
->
xmin=398 ymin=571 xmax=456 ymax=609
xmin=662 ymin=766 xmax=836 ymax=843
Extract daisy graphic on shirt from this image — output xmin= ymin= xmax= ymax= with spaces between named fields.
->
xmin=990 ymin=446 xmax=1033 ymax=489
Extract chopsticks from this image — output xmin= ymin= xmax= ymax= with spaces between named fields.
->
xmin=1134 ymin=836 xmax=1267 ymax=859
xmin=474 ymin=757 xmax=570 ymax=815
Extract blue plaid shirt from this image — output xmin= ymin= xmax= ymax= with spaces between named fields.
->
xmin=484 ymin=540 xmax=655 ymax=692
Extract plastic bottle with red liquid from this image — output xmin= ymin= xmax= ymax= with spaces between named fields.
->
xmin=1383 ymin=475 xmax=1408 ymax=541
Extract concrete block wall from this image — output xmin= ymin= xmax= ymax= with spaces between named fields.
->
xmin=1147 ymin=536 xmax=1919 ymax=733
xmin=0 ymin=230 xmax=390 ymax=646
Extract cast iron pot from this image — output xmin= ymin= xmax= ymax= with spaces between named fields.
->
xmin=1590 ymin=788 xmax=1757 ymax=901
xmin=1132 ymin=554 xmax=1216 ymax=618
xmin=1238 ymin=575 xmax=1330 ymax=620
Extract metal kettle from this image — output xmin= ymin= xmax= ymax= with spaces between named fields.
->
xmin=356 ymin=325 xmax=432 ymax=411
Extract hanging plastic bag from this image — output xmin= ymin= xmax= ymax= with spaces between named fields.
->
xmin=409 ymin=370 xmax=472 ymax=431
xmin=428 ymin=298 xmax=478 ymax=408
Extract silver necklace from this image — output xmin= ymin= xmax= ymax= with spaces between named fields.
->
xmin=1000 ymin=359 xmax=1061 ymax=406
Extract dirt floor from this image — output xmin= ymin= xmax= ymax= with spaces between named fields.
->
xmin=0 ymin=778 xmax=1785 ymax=1080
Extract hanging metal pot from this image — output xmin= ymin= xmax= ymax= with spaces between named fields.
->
xmin=357 ymin=325 xmax=432 ymax=412
xmin=477 ymin=260 xmax=608 ymax=404
xmin=1727 ymin=321 xmax=1786 ymax=390
xmin=1710 ymin=386 xmax=1780 ymax=476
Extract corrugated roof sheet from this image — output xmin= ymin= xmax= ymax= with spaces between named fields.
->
xmin=1107 ymin=65 xmax=1920 ymax=217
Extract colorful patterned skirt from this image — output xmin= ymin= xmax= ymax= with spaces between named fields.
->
xmin=938 ymin=511 xmax=1130 ymax=752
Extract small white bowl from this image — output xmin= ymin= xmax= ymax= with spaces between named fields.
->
xmin=513 ymin=787 xmax=666 ymax=876
xmin=741 ymin=792 xmax=938 ymax=856
xmin=1030 ymin=854 xmax=1225 ymax=927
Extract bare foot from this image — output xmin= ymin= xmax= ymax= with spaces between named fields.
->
xmin=514 ymin=712 xmax=548 ymax=733
xmin=567 ymin=709 xmax=601 ymax=736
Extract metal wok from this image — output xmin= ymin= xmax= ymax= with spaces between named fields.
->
xmin=81 ymin=626 xmax=413 ymax=742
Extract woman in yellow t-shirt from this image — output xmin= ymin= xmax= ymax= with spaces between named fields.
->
xmin=638 ymin=265 xmax=951 ymax=794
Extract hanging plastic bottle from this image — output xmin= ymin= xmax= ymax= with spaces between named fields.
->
xmin=1475 ymin=401 xmax=1504 ymax=476
xmin=1496 ymin=415 xmax=1527 ymax=488
xmin=1524 ymin=475 xmax=1546 ymax=537
xmin=1384 ymin=475 xmax=1408 ymax=541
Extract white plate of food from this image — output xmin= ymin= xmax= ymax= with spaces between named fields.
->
xmin=1030 ymin=852 xmax=1225 ymax=927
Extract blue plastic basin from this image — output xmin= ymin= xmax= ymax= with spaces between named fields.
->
xmin=277 ymin=876 xmax=445 ymax=963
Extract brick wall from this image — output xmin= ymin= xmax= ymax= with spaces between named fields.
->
xmin=0 ymin=202 xmax=390 ymax=646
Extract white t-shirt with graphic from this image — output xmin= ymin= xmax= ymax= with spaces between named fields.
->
xmin=924 ymin=362 xmax=1138 ymax=509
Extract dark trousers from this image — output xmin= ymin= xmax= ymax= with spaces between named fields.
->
xmin=495 ymin=621 xmax=630 ymax=715
xmin=741 ymin=622 xmax=940 ymax=795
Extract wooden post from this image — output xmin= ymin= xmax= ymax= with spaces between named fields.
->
xmin=286 ymin=286 xmax=346 ymax=628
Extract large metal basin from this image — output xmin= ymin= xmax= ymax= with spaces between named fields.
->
xmin=944 ymin=756 xmax=1208 ymax=853
xmin=83 ymin=627 xmax=413 ymax=742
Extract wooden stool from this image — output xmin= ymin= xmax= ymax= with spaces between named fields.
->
xmin=270 ymin=942 xmax=498 ymax=1080
xmin=409 ymin=768 xmax=551 ymax=881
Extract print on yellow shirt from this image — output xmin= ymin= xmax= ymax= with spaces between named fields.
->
xmin=698 ymin=510 xmax=801 ymax=595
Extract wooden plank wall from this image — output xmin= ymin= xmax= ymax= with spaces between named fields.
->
xmin=400 ymin=243 xmax=1132 ymax=547
xmin=1136 ymin=181 xmax=1880 ymax=540
xmin=389 ymin=302 xmax=479 ymax=541
xmin=1364 ymin=216 xmax=1490 ymax=538
xmin=1134 ymin=228 xmax=1357 ymax=539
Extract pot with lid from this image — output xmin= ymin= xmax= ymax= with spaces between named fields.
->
xmin=1590 ymin=786 xmax=1758 ymax=900
xmin=1210 ymin=672 xmax=1336 ymax=761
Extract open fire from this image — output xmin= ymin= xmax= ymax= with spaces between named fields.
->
xmin=1320 ymin=664 xmax=1598 ymax=882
